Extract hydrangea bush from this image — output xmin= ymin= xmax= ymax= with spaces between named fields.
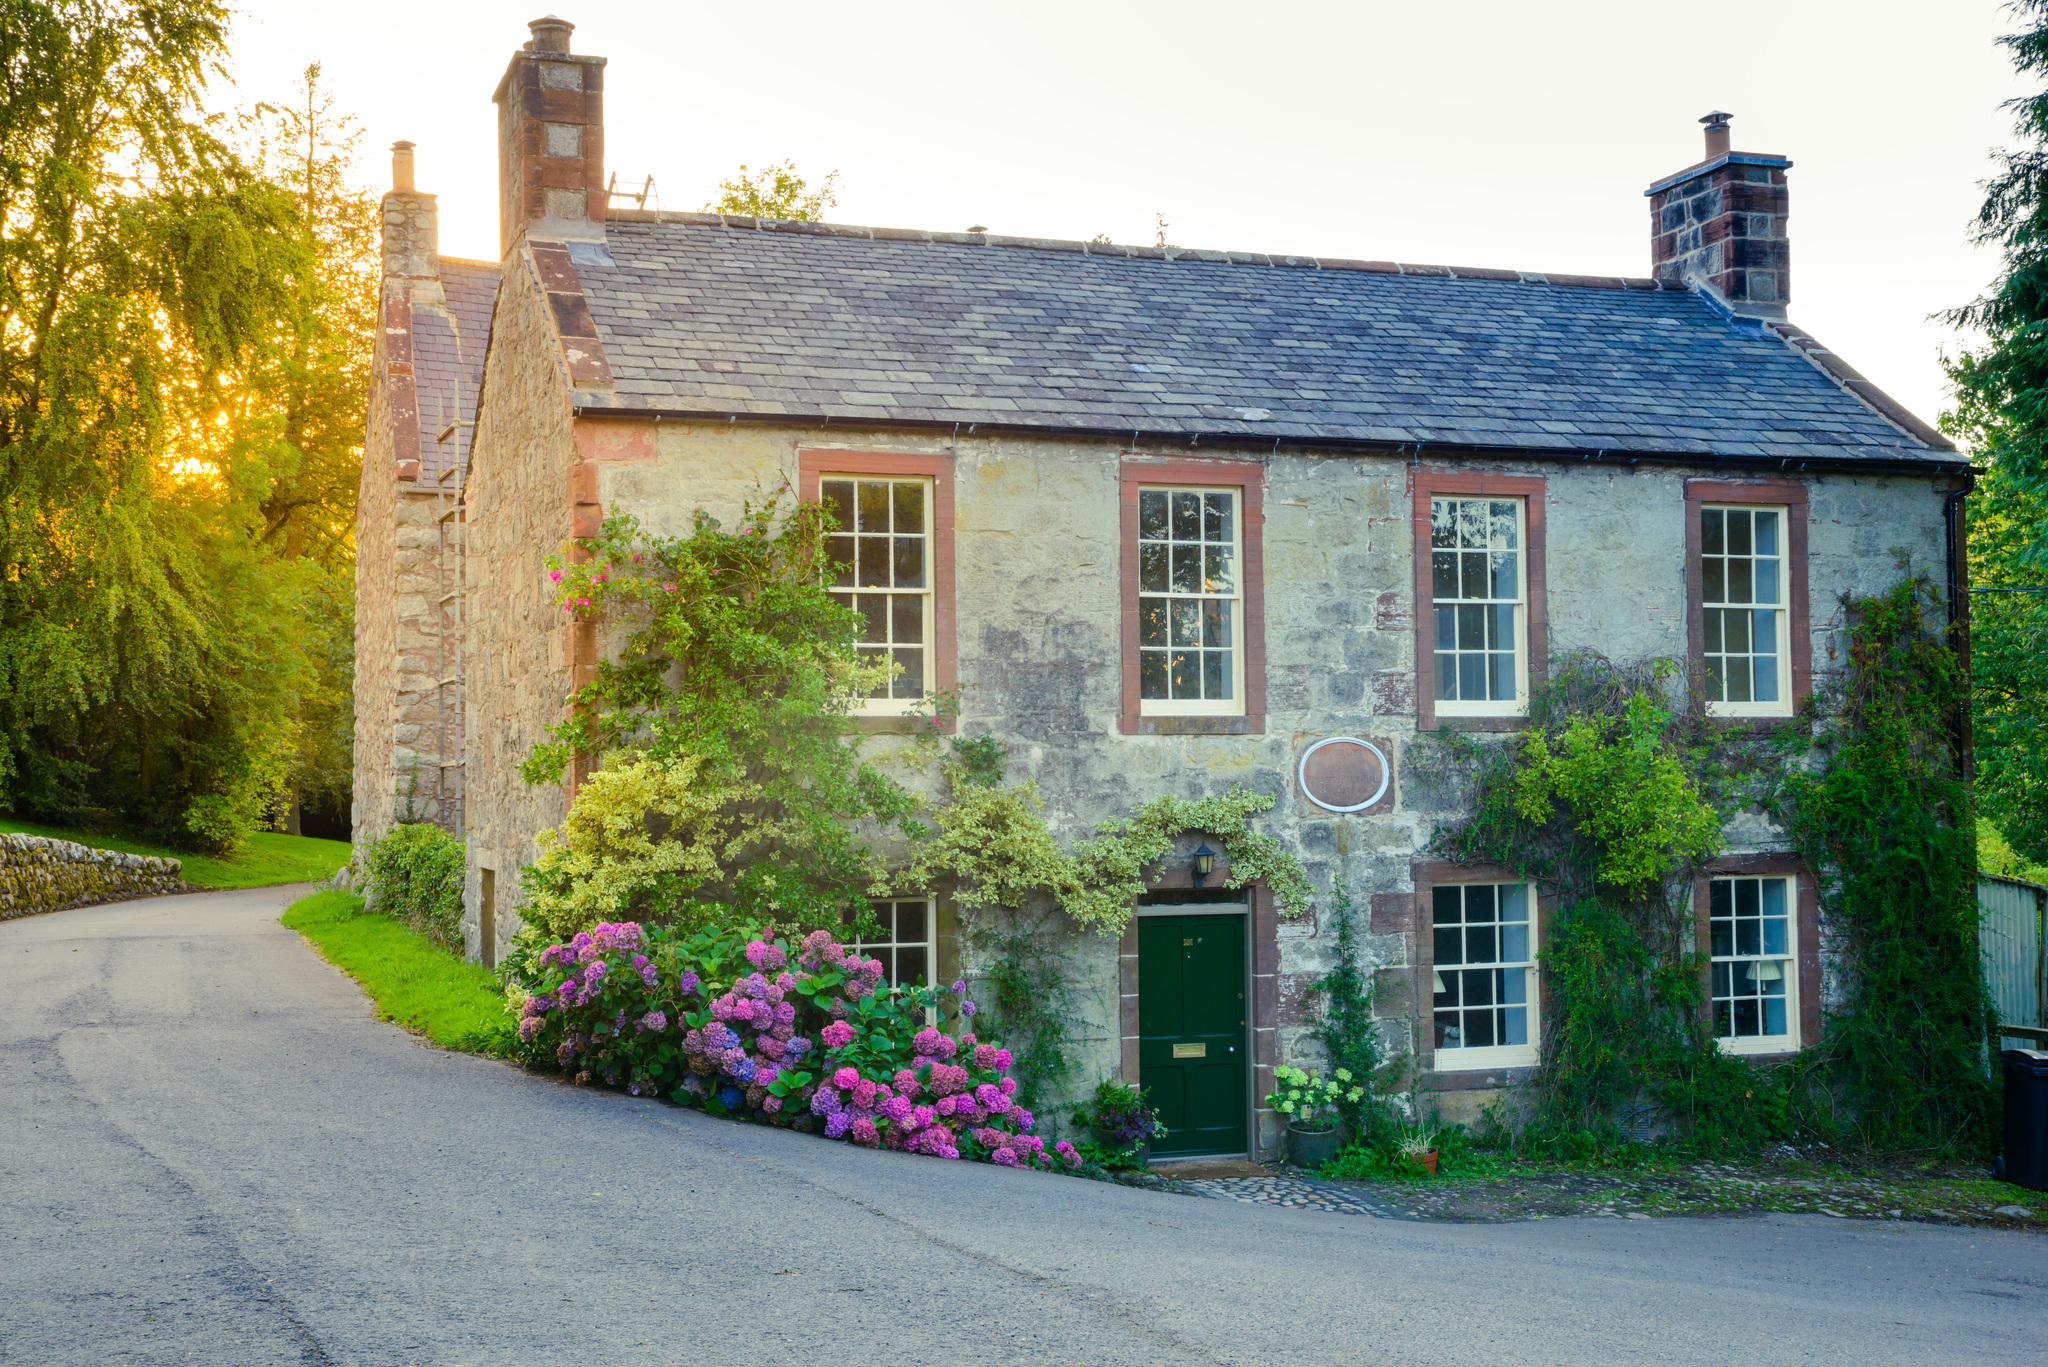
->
xmin=505 ymin=921 xmax=1078 ymax=1172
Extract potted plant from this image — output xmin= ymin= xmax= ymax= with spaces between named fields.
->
xmin=1400 ymin=1127 xmax=1441 ymax=1176
xmin=1266 ymin=1064 xmax=1364 ymax=1170
xmin=1072 ymin=1080 xmax=1165 ymax=1168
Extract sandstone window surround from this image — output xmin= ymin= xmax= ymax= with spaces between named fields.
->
xmin=799 ymin=449 xmax=956 ymax=734
xmin=1411 ymin=470 xmax=1549 ymax=731
xmin=1429 ymin=880 xmax=1539 ymax=1071
xmin=1685 ymin=480 xmax=1811 ymax=719
xmin=1119 ymin=458 xmax=1267 ymax=736
xmin=1405 ymin=859 xmax=1551 ymax=1090
xmin=1693 ymin=853 xmax=1821 ymax=1057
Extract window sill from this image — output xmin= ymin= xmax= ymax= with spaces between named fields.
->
xmin=1423 ymin=1063 xmax=1537 ymax=1091
xmin=1121 ymin=712 xmax=1265 ymax=736
xmin=1420 ymin=714 xmax=1530 ymax=734
xmin=1716 ymin=1038 xmax=1800 ymax=1057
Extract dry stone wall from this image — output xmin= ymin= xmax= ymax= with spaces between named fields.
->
xmin=0 ymin=833 xmax=183 ymax=921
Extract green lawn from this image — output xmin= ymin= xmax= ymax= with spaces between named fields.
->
xmin=281 ymin=890 xmax=513 ymax=1056
xmin=0 ymin=817 xmax=351 ymax=889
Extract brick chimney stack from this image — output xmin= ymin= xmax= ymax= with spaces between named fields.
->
xmin=493 ymin=14 xmax=607 ymax=257
xmin=1646 ymin=112 xmax=1792 ymax=319
xmin=381 ymin=141 xmax=438 ymax=281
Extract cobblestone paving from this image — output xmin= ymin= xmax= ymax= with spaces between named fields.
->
xmin=1184 ymin=1173 xmax=1406 ymax=1218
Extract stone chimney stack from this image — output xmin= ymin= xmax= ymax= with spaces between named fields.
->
xmin=493 ymin=14 xmax=607 ymax=256
xmin=381 ymin=140 xmax=438 ymax=281
xmin=1646 ymin=111 xmax=1792 ymax=319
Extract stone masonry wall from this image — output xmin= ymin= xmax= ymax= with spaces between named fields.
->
xmin=0 ymin=833 xmax=183 ymax=921
xmin=569 ymin=418 xmax=1954 ymax=1147
xmin=462 ymin=248 xmax=581 ymax=967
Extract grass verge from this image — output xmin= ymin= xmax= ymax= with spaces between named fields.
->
xmin=282 ymin=890 xmax=513 ymax=1056
xmin=0 ymin=817 xmax=351 ymax=889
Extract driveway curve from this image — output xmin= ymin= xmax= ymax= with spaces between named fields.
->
xmin=3 ymin=885 xmax=2044 ymax=1365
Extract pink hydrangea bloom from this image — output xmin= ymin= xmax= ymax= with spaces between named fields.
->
xmin=833 ymin=1067 xmax=860 ymax=1090
xmin=820 ymin=1020 xmax=854 ymax=1049
xmin=850 ymin=1118 xmax=880 ymax=1147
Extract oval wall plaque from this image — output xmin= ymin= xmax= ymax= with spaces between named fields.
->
xmin=1298 ymin=737 xmax=1390 ymax=814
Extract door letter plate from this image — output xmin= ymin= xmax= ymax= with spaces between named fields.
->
xmin=1172 ymin=1042 xmax=1207 ymax=1059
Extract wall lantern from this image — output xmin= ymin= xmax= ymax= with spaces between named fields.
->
xmin=1191 ymin=842 xmax=1216 ymax=887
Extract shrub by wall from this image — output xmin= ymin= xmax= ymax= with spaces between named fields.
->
xmin=358 ymin=823 xmax=465 ymax=950
xmin=0 ymin=832 xmax=183 ymax=921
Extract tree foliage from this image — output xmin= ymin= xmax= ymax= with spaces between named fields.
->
xmin=0 ymin=5 xmax=370 ymax=847
xmin=703 ymin=160 xmax=840 ymax=221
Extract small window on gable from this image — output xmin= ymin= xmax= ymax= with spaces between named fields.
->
xmin=1701 ymin=505 xmax=1790 ymax=716
xmin=1137 ymin=485 xmax=1243 ymax=716
xmin=823 ymin=476 xmax=933 ymax=714
xmin=1430 ymin=496 xmax=1527 ymax=715
xmin=1431 ymin=882 xmax=1538 ymax=1069
xmin=1709 ymin=876 xmax=1798 ymax=1053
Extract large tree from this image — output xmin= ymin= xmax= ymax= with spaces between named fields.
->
xmin=0 ymin=1 xmax=358 ymax=848
xmin=1946 ymin=0 xmax=2048 ymax=864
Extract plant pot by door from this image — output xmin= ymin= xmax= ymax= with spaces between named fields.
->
xmin=1286 ymin=1122 xmax=1340 ymax=1170
xmin=1406 ymin=1147 xmax=1440 ymax=1176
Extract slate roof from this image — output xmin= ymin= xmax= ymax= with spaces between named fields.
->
xmin=564 ymin=214 xmax=1953 ymax=467
xmin=413 ymin=258 xmax=498 ymax=484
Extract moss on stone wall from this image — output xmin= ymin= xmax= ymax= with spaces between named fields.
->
xmin=0 ymin=832 xmax=184 ymax=921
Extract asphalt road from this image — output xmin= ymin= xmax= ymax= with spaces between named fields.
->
xmin=3 ymin=885 xmax=2045 ymax=1366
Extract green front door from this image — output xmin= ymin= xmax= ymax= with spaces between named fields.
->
xmin=1139 ymin=913 xmax=1248 ymax=1157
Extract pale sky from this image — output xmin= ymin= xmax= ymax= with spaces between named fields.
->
xmin=229 ymin=0 xmax=2030 ymax=435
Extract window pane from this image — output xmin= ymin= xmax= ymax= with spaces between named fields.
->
xmin=1139 ymin=490 xmax=1169 ymax=540
xmin=1204 ymin=492 xmax=1231 ymax=543
xmin=1702 ymin=508 xmax=1724 ymax=554
xmin=858 ymin=537 xmax=889 ymax=588
xmin=1435 ymin=605 xmax=1455 ymax=651
xmin=1499 ymin=884 xmax=1527 ymax=922
xmin=892 ymin=594 xmax=923 ymax=644
xmin=1431 ymin=500 xmax=1457 ymax=549
xmin=893 ymin=482 xmax=924 ymax=535
xmin=893 ymin=537 xmax=925 ymax=588
xmin=1170 ymin=651 xmax=1198 ymax=699
xmin=1729 ymin=558 xmax=1753 ymax=604
xmin=1140 ymin=600 xmax=1167 ymax=648
xmin=1704 ymin=558 xmax=1725 ymax=603
xmin=1465 ymin=924 xmax=1496 ymax=964
xmin=1490 ymin=501 xmax=1519 ymax=549
xmin=1502 ymin=967 xmax=1527 ymax=1005
xmin=1736 ymin=919 xmax=1759 ymax=955
xmin=1734 ymin=999 xmax=1760 ymax=1036
xmin=1139 ymin=543 xmax=1167 ymax=593
xmin=1435 ymin=926 xmax=1462 ymax=965
xmin=1204 ymin=545 xmax=1236 ymax=594
xmin=1436 ymin=652 xmax=1457 ymax=701
xmin=1500 ymin=923 xmax=1528 ymax=962
xmin=827 ymin=535 xmax=855 ymax=588
xmin=1490 ymin=551 xmax=1517 ymax=600
xmin=1172 ymin=491 xmax=1201 ymax=541
xmin=1704 ymin=609 xmax=1723 ymax=653
xmin=1461 ymin=551 xmax=1488 ymax=599
xmin=1462 ymin=969 xmax=1494 ymax=1007
xmin=892 ymin=646 xmax=924 ymax=699
xmin=1170 ymin=599 xmax=1201 ymax=646
xmin=1202 ymin=650 xmax=1224 ymax=699
xmin=1762 ymin=918 xmax=1787 ymax=955
xmin=1202 ymin=600 xmax=1233 ymax=647
xmin=1457 ymin=603 xmax=1484 ymax=647
xmin=858 ymin=646 xmax=888 ymax=697
xmin=1736 ymin=881 xmax=1758 ymax=916
xmin=1433 ymin=887 xmax=1462 ymax=925
xmin=1754 ymin=558 xmax=1779 ymax=605
xmin=1727 ymin=509 xmax=1752 ymax=556
xmin=896 ymin=947 xmax=928 ymax=988
xmin=823 ymin=480 xmax=855 ymax=530
xmin=1704 ymin=657 xmax=1724 ymax=701
xmin=1490 ymin=652 xmax=1516 ymax=702
xmin=1726 ymin=663 xmax=1751 ymax=702
xmin=1459 ymin=653 xmax=1486 ymax=701
xmin=1467 ymin=884 xmax=1495 ymax=919
xmin=855 ymin=594 xmax=888 ymax=642
xmin=1724 ymin=610 xmax=1750 ymax=652
xmin=1761 ymin=879 xmax=1785 ymax=917
xmin=1141 ymin=651 xmax=1168 ymax=699
xmin=1503 ymin=1005 xmax=1528 ymax=1046
xmin=1458 ymin=500 xmax=1486 ymax=549
xmin=1763 ymin=997 xmax=1786 ymax=1035
xmin=1753 ymin=655 xmax=1779 ymax=703
xmin=1488 ymin=604 xmax=1515 ymax=650
xmin=858 ymin=481 xmax=890 ymax=533
xmin=1711 ymin=919 xmax=1732 ymax=956
xmin=1464 ymin=1010 xmax=1496 ymax=1048
xmin=1432 ymin=552 xmax=1458 ymax=600
xmin=1170 ymin=545 xmax=1201 ymax=593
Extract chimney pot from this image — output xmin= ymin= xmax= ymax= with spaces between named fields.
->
xmin=528 ymin=14 xmax=574 ymax=53
xmin=391 ymin=140 xmax=416 ymax=192
xmin=1700 ymin=110 xmax=1733 ymax=160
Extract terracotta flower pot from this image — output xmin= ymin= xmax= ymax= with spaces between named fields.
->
xmin=1407 ymin=1147 xmax=1440 ymax=1176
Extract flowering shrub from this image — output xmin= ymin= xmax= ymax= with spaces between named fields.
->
xmin=1265 ymin=1064 xmax=1365 ymax=1129
xmin=505 ymin=921 xmax=1079 ymax=1172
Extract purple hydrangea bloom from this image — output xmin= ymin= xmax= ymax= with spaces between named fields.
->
xmin=785 ymin=1037 xmax=812 ymax=1058
xmin=849 ymin=1118 xmax=880 ymax=1147
xmin=952 ymin=979 xmax=967 ymax=994
xmin=638 ymin=1011 xmax=668 ymax=1033
xmin=959 ymin=1000 xmax=976 ymax=1018
xmin=824 ymin=1112 xmax=853 ymax=1138
xmin=677 ymin=971 xmax=702 ymax=997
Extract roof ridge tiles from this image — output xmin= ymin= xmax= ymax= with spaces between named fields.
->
xmin=601 ymin=209 xmax=1682 ymax=293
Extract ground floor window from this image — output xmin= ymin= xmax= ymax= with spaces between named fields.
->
xmin=1710 ymin=876 xmax=1796 ymax=1052
xmin=1431 ymin=882 xmax=1537 ymax=1068
xmin=848 ymin=898 xmax=934 ymax=989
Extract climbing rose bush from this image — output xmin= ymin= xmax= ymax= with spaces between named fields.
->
xmin=504 ymin=921 xmax=1078 ymax=1172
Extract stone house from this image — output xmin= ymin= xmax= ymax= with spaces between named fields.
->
xmin=354 ymin=18 xmax=1970 ymax=1159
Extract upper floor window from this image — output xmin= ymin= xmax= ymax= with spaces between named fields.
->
xmin=1701 ymin=505 xmax=1788 ymax=715
xmin=1431 ymin=496 xmax=1526 ymax=715
xmin=1431 ymin=881 xmax=1537 ymax=1069
xmin=1138 ymin=485 xmax=1242 ymax=715
xmin=824 ymin=475 xmax=932 ymax=714
xmin=1709 ymin=875 xmax=1797 ymax=1052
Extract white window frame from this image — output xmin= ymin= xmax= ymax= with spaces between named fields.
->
xmin=1430 ymin=881 xmax=1539 ymax=1070
xmin=1429 ymin=496 xmax=1529 ymax=718
xmin=1137 ymin=484 xmax=1245 ymax=718
xmin=822 ymin=474 xmax=936 ymax=717
xmin=1709 ymin=875 xmax=1799 ymax=1055
xmin=850 ymin=897 xmax=937 ymax=992
xmin=1701 ymin=503 xmax=1792 ymax=718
